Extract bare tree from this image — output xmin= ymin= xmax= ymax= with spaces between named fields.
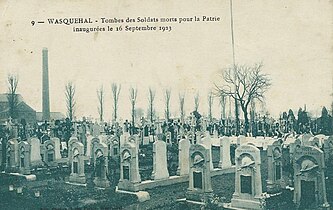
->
xmin=111 ymin=83 xmax=121 ymax=122
xmin=194 ymin=93 xmax=200 ymax=112
xmin=179 ymin=92 xmax=185 ymax=123
xmin=164 ymin=89 xmax=171 ymax=121
xmin=65 ymin=81 xmax=76 ymax=121
xmin=7 ymin=74 xmax=19 ymax=120
xmin=148 ymin=87 xmax=156 ymax=123
xmin=215 ymin=63 xmax=271 ymax=132
xmin=207 ymin=91 xmax=214 ymax=123
xmin=129 ymin=87 xmax=138 ymax=134
xmin=97 ymin=85 xmax=104 ymax=122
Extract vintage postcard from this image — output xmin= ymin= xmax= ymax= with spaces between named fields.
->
xmin=0 ymin=0 xmax=332 ymax=209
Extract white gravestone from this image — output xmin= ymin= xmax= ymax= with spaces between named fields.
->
xmin=28 ymin=138 xmax=42 ymax=165
xmin=201 ymin=136 xmax=214 ymax=170
xmin=151 ymin=140 xmax=169 ymax=180
xmin=177 ymin=138 xmax=190 ymax=176
xmin=218 ymin=136 xmax=232 ymax=169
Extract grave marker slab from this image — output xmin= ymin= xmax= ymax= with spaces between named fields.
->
xmin=293 ymin=145 xmax=330 ymax=209
xmin=18 ymin=141 xmax=31 ymax=174
xmin=92 ymin=142 xmax=110 ymax=188
xmin=186 ymin=143 xmax=213 ymax=203
xmin=177 ymin=138 xmax=190 ymax=176
xmin=118 ymin=142 xmax=141 ymax=192
xmin=267 ymin=139 xmax=283 ymax=193
xmin=218 ymin=136 xmax=232 ymax=169
xmin=231 ymin=144 xmax=264 ymax=209
xmin=151 ymin=140 xmax=169 ymax=180
xmin=69 ymin=141 xmax=86 ymax=184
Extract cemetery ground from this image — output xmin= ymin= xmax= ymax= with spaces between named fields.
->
xmin=1 ymin=138 xmax=333 ymax=210
xmin=3 ymin=148 xmax=329 ymax=210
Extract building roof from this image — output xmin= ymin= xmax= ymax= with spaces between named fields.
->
xmin=0 ymin=93 xmax=24 ymax=103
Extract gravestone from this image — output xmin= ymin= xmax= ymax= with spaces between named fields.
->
xmin=293 ymin=145 xmax=330 ymax=209
xmin=267 ymin=139 xmax=283 ymax=193
xmin=68 ymin=137 xmax=79 ymax=164
xmin=187 ymin=131 xmax=194 ymax=144
xmin=92 ymin=122 xmax=101 ymax=137
xmin=98 ymin=134 xmax=108 ymax=144
xmin=237 ymin=135 xmax=246 ymax=147
xmin=6 ymin=139 xmax=18 ymax=171
xmin=213 ymin=129 xmax=218 ymax=138
xmin=143 ymin=136 xmax=149 ymax=145
xmin=177 ymin=138 xmax=190 ymax=176
xmin=28 ymin=138 xmax=42 ymax=166
xmin=92 ymin=142 xmax=110 ymax=188
xmin=128 ymin=135 xmax=139 ymax=149
xmin=86 ymin=134 xmax=93 ymax=157
xmin=151 ymin=140 xmax=169 ymax=180
xmin=323 ymin=136 xmax=333 ymax=163
xmin=44 ymin=140 xmax=56 ymax=165
xmin=201 ymin=136 xmax=214 ymax=170
xmin=289 ymin=138 xmax=302 ymax=159
xmin=186 ymin=143 xmax=213 ymax=203
xmin=195 ymin=131 xmax=202 ymax=144
xmin=301 ymin=133 xmax=313 ymax=146
xmin=231 ymin=144 xmax=264 ymax=209
xmin=120 ymin=132 xmax=130 ymax=146
xmin=90 ymin=137 xmax=100 ymax=162
xmin=108 ymin=136 xmax=119 ymax=158
xmin=149 ymin=135 xmax=155 ymax=143
xmin=118 ymin=142 xmax=141 ymax=191
xmin=51 ymin=137 xmax=61 ymax=160
xmin=69 ymin=141 xmax=86 ymax=184
xmin=218 ymin=136 xmax=232 ymax=169
xmin=18 ymin=141 xmax=31 ymax=174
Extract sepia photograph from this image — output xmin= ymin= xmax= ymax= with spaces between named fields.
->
xmin=0 ymin=0 xmax=332 ymax=209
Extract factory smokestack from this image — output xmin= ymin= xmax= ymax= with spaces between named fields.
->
xmin=42 ymin=47 xmax=50 ymax=121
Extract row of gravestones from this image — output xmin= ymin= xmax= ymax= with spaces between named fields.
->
xmin=111 ymin=133 xmax=332 ymax=209
xmin=66 ymin=132 xmax=234 ymax=189
xmin=115 ymin=134 xmax=233 ymax=191
xmin=67 ymin=134 xmax=121 ymax=188
xmin=2 ymin=137 xmax=62 ymax=174
xmin=270 ymin=136 xmax=333 ymax=210
xmin=185 ymin=139 xmax=332 ymax=210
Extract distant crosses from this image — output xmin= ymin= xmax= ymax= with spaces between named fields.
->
xmin=194 ymin=92 xmax=200 ymax=112
xmin=129 ymin=87 xmax=138 ymax=135
xmin=111 ymin=83 xmax=121 ymax=123
xmin=179 ymin=92 xmax=185 ymax=124
xmin=164 ymin=88 xmax=171 ymax=121
xmin=7 ymin=74 xmax=19 ymax=120
xmin=148 ymin=87 xmax=156 ymax=123
xmin=97 ymin=85 xmax=105 ymax=122
xmin=65 ymin=81 xmax=76 ymax=121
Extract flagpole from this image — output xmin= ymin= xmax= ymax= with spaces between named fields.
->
xmin=230 ymin=0 xmax=240 ymax=135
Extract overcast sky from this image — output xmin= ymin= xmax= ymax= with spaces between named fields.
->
xmin=0 ymin=0 xmax=332 ymax=121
